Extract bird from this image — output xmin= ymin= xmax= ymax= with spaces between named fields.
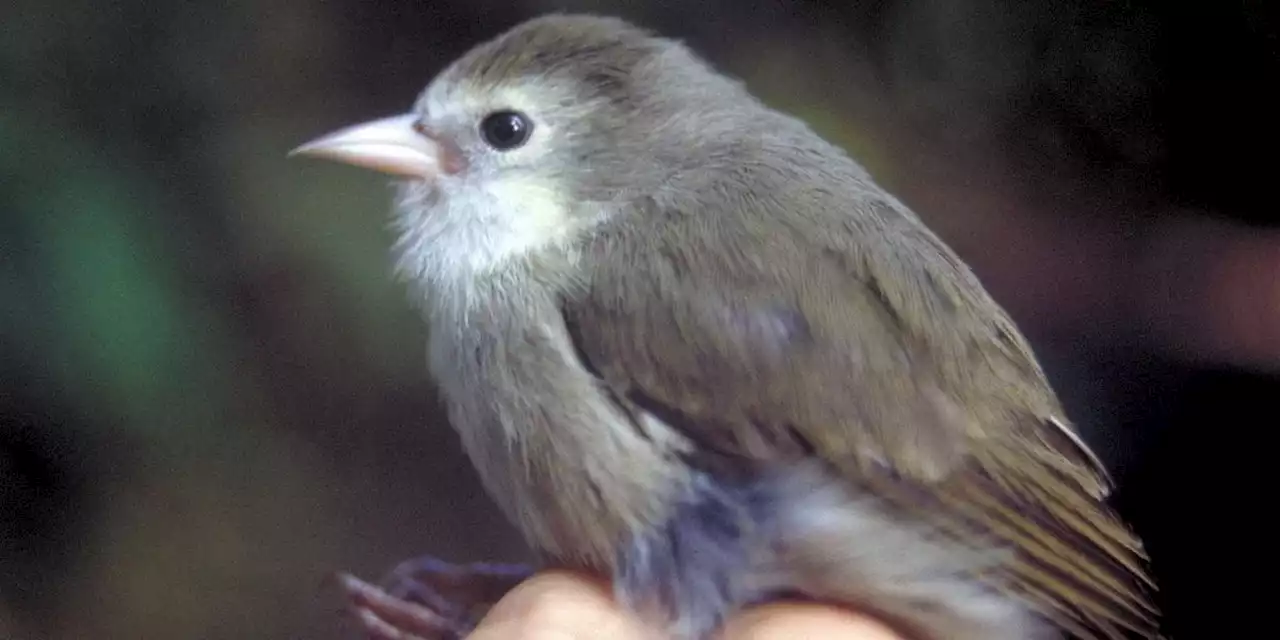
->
xmin=292 ymin=13 xmax=1162 ymax=640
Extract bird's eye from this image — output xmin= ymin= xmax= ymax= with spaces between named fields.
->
xmin=479 ymin=111 xmax=532 ymax=150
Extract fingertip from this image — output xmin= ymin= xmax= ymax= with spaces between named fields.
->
xmin=719 ymin=602 xmax=905 ymax=640
xmin=468 ymin=571 xmax=905 ymax=640
xmin=467 ymin=570 xmax=658 ymax=640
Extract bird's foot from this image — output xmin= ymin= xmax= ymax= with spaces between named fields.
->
xmin=336 ymin=557 xmax=533 ymax=639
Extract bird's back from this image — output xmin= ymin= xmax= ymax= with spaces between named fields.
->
xmin=572 ymin=119 xmax=1162 ymax=638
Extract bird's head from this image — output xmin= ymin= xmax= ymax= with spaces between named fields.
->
xmin=293 ymin=14 xmax=754 ymax=286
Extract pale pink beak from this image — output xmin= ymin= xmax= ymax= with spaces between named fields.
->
xmin=290 ymin=114 xmax=444 ymax=178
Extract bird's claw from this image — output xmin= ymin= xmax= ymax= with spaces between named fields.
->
xmin=338 ymin=571 xmax=465 ymax=640
xmin=336 ymin=557 xmax=534 ymax=639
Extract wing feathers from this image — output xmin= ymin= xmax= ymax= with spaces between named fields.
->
xmin=559 ymin=197 xmax=1161 ymax=637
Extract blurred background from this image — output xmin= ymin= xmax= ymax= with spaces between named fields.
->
xmin=2 ymin=0 xmax=1274 ymax=637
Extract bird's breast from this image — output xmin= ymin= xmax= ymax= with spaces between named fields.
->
xmin=421 ymin=291 xmax=692 ymax=568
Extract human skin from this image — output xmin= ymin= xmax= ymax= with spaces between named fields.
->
xmin=467 ymin=570 xmax=906 ymax=640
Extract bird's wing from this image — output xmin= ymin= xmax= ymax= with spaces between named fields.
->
xmin=559 ymin=197 xmax=1160 ymax=639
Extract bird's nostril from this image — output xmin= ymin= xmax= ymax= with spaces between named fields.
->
xmin=410 ymin=121 xmax=467 ymax=175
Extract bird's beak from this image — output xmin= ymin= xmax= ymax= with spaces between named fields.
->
xmin=289 ymin=114 xmax=445 ymax=178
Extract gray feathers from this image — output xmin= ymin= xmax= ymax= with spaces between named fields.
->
xmin=387 ymin=13 xmax=1162 ymax=640
xmin=422 ymin=282 xmax=693 ymax=567
xmin=614 ymin=464 xmax=1053 ymax=640
xmin=558 ymin=146 xmax=1159 ymax=637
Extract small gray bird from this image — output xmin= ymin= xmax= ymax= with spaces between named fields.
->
xmin=294 ymin=14 xmax=1161 ymax=640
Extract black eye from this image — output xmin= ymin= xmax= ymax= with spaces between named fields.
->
xmin=480 ymin=111 xmax=532 ymax=150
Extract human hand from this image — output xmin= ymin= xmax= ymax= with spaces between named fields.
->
xmin=466 ymin=570 xmax=905 ymax=640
